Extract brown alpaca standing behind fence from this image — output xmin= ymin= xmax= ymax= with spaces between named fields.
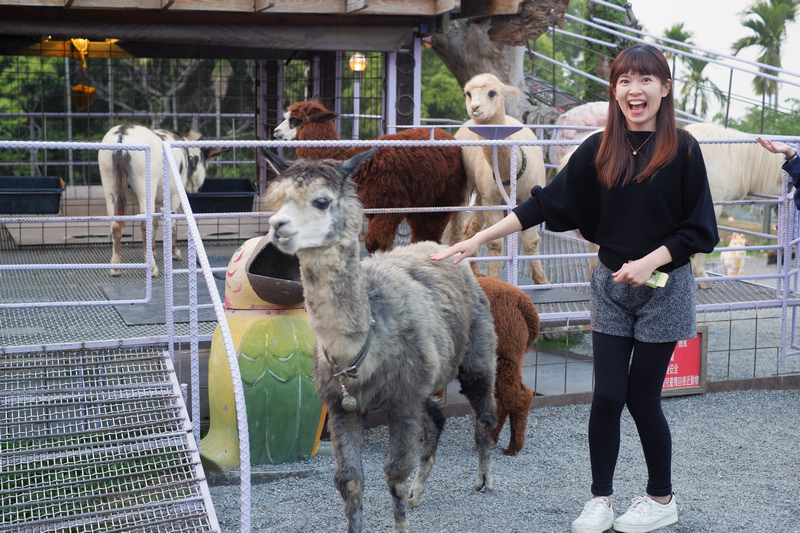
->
xmin=274 ymin=100 xmax=467 ymax=253
xmin=478 ymin=276 xmax=539 ymax=456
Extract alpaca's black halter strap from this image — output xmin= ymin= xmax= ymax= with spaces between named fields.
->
xmin=322 ymin=318 xmax=376 ymax=412
xmin=322 ymin=318 xmax=376 ymax=380
xmin=501 ymin=148 xmax=528 ymax=186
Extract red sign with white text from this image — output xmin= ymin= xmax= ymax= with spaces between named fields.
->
xmin=662 ymin=334 xmax=703 ymax=393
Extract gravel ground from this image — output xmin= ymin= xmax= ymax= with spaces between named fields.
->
xmin=208 ymin=388 xmax=800 ymax=533
xmin=209 ymin=254 xmax=800 ymax=532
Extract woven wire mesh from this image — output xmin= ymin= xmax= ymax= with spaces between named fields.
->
xmin=0 ymin=346 xmax=217 ymax=532
xmin=1 ymin=221 xmax=790 ymax=346
xmin=0 ymin=227 xmax=244 ymax=348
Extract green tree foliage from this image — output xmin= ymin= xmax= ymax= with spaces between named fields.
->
xmin=658 ymin=24 xmax=726 ymax=120
xmin=529 ymin=0 xmax=594 ymax=101
xmin=727 ymin=97 xmax=800 ymax=134
xmin=420 ymin=43 xmax=467 ymax=123
xmin=0 ymin=56 xmax=61 ymax=141
xmin=581 ymin=0 xmax=630 ymax=101
xmin=678 ymin=55 xmax=726 ymax=119
xmin=0 ymin=53 xmax=260 ymax=180
xmin=0 ymin=56 xmax=65 ymax=172
xmin=732 ymin=0 xmax=800 ymax=106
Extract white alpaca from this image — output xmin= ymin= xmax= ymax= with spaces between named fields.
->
xmin=447 ymin=73 xmax=549 ymax=283
xmin=262 ymin=148 xmax=498 ymax=533
xmin=684 ymin=123 xmax=784 ymax=286
xmin=98 ymin=124 xmax=226 ymax=277
xmin=721 ymin=232 xmax=748 ymax=276
xmin=549 ymin=101 xmax=608 ymax=165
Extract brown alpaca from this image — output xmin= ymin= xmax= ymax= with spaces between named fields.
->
xmin=274 ymin=100 xmax=467 ymax=253
xmin=478 ymin=277 xmax=539 ymax=456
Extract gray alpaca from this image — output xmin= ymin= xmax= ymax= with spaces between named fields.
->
xmin=263 ymin=148 xmax=498 ymax=533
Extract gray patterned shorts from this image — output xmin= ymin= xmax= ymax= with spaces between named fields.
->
xmin=590 ymin=261 xmax=696 ymax=343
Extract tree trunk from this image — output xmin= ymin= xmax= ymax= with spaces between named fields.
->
xmin=427 ymin=0 xmax=569 ymax=121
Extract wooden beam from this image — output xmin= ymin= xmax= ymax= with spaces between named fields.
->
xmin=346 ymin=0 xmax=369 ymax=14
xmin=0 ymin=1 xmax=63 ymax=6
xmin=253 ymin=0 xmax=274 ymax=12
xmin=249 ymin=0 xmax=458 ymax=15
xmin=457 ymin=0 xmax=524 ymax=18
xmin=2 ymin=0 xmax=462 ymax=16
xmin=63 ymin=1 xmax=163 ymax=7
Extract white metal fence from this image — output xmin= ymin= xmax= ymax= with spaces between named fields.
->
xmin=3 ymin=134 xmax=800 ymax=532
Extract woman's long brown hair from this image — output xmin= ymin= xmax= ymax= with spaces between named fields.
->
xmin=596 ymin=45 xmax=678 ymax=189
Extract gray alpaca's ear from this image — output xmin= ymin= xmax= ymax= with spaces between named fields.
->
xmin=339 ymin=148 xmax=378 ymax=181
xmin=261 ymin=148 xmax=292 ymax=174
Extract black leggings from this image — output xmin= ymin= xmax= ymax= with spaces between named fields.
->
xmin=588 ymin=332 xmax=676 ymax=498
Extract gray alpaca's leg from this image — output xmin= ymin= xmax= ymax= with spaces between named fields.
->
xmin=329 ymin=410 xmax=365 ymax=533
xmin=408 ymin=397 xmax=447 ymax=508
xmin=489 ymin=392 xmax=507 ymax=448
xmin=458 ymin=319 xmax=497 ymax=492
xmin=384 ymin=407 xmax=423 ymax=533
xmin=460 ymin=371 xmax=496 ymax=492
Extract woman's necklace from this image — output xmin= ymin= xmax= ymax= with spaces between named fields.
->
xmin=626 ymin=131 xmax=655 ymax=156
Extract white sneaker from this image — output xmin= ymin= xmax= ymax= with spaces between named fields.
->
xmin=571 ymin=497 xmax=615 ymax=533
xmin=613 ymin=494 xmax=678 ymax=533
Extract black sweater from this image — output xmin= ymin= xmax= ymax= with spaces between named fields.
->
xmin=783 ymin=155 xmax=800 ymax=210
xmin=513 ymin=129 xmax=719 ymax=272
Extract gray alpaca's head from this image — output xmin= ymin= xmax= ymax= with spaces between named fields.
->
xmin=263 ymin=148 xmax=377 ymax=255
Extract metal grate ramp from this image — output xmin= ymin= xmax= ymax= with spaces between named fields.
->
xmin=0 ymin=346 xmax=219 ymax=533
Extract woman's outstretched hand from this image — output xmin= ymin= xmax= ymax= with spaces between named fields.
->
xmin=756 ymin=137 xmax=794 ymax=158
xmin=431 ymin=212 xmax=523 ymax=264
xmin=430 ymin=236 xmax=481 ymax=264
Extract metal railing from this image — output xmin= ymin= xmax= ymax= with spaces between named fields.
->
xmin=3 ymin=133 xmax=800 ymax=532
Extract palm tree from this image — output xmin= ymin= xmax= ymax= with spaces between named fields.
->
xmin=662 ymin=23 xmax=694 ymax=80
xmin=732 ymin=0 xmax=800 ymax=107
xmin=678 ymin=55 xmax=727 ymax=118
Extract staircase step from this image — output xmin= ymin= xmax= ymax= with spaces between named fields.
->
xmin=0 ymin=346 xmax=219 ymax=532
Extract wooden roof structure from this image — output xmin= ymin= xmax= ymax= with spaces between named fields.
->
xmin=0 ymin=1 xmax=529 ymax=59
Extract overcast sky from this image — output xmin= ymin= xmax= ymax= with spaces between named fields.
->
xmin=626 ymin=0 xmax=800 ymax=120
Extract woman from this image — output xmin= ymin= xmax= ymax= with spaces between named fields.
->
xmin=432 ymin=45 xmax=719 ymax=533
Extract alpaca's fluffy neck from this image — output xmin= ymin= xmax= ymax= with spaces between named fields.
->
xmin=476 ymin=112 xmax=521 ymax=184
xmin=295 ymin=123 xmax=349 ymax=161
xmin=297 ymin=237 xmax=372 ymax=365
xmin=482 ymin=144 xmax=523 ymax=184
